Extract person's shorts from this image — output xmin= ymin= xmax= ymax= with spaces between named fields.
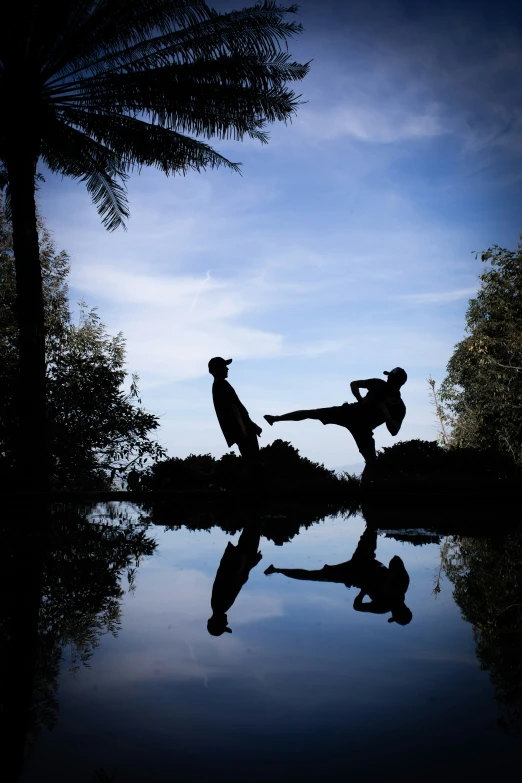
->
xmin=315 ymin=403 xmax=357 ymax=428
xmin=315 ymin=403 xmax=376 ymax=459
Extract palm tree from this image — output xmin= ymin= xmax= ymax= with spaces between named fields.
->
xmin=0 ymin=0 xmax=309 ymax=490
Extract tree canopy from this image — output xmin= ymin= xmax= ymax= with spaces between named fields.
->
xmin=440 ymin=239 xmax=522 ymax=464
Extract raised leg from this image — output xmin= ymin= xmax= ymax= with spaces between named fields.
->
xmin=264 ymin=564 xmax=334 ymax=581
xmin=264 ymin=409 xmax=323 ymax=426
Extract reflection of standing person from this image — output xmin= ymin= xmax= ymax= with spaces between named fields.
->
xmin=209 ymin=357 xmax=262 ymax=466
xmin=264 ymin=368 xmax=407 ymax=476
xmin=207 ymin=525 xmax=263 ymax=636
xmin=264 ymin=526 xmax=412 ymax=625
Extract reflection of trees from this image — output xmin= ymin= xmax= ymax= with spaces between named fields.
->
xmin=140 ymin=496 xmax=359 ymax=547
xmin=443 ymin=529 xmax=522 ymax=733
xmin=1 ymin=503 xmax=155 ymax=779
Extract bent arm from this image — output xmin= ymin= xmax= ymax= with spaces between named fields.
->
xmin=379 ymin=402 xmax=401 ymax=436
xmin=350 ymin=380 xmax=366 ymax=402
xmin=353 ymin=590 xmax=373 ymax=612
xmin=233 ymin=405 xmax=262 ymax=438
xmin=353 ymin=590 xmax=388 ymax=615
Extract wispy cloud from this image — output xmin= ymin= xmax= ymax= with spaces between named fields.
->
xmin=297 ymin=102 xmax=450 ymax=144
xmin=398 ymin=288 xmax=477 ymax=305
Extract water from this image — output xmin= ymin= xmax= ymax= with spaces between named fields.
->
xmin=7 ymin=502 xmax=522 ymax=782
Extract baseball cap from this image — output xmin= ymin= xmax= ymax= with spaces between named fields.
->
xmin=208 ymin=357 xmax=232 ymax=374
xmin=207 ymin=615 xmax=232 ymax=636
xmin=383 ymin=367 xmax=407 ymax=385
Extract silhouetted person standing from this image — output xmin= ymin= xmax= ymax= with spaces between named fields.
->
xmin=207 ymin=524 xmax=263 ymax=636
xmin=264 ymin=367 xmax=407 ymax=478
xmin=264 ymin=526 xmax=412 ymax=625
xmin=209 ymin=357 xmax=262 ymax=467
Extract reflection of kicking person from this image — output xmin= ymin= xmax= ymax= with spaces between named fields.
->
xmin=209 ymin=356 xmax=262 ymax=468
xmin=264 ymin=526 xmax=412 ymax=625
xmin=207 ymin=525 xmax=263 ymax=636
xmin=264 ymin=367 xmax=407 ymax=478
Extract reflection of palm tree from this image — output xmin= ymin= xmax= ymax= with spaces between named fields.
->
xmin=0 ymin=2 xmax=309 ymax=488
xmin=208 ymin=523 xmax=263 ymax=636
xmin=265 ymin=527 xmax=413 ymax=625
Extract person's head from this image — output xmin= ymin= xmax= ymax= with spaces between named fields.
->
xmin=207 ymin=612 xmax=232 ymax=636
xmin=384 ymin=367 xmax=407 ymax=389
xmin=388 ymin=602 xmax=413 ymax=626
xmin=208 ymin=357 xmax=232 ymax=379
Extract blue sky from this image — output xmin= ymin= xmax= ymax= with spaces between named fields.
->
xmin=38 ymin=0 xmax=522 ymax=468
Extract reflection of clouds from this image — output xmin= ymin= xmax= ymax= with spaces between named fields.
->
xmin=129 ymin=566 xmax=285 ymax=626
xmin=74 ymin=558 xmax=285 ymax=689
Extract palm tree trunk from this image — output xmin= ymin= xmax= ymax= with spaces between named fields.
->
xmin=6 ymin=154 xmax=48 ymax=492
xmin=2 ymin=511 xmax=47 ymax=781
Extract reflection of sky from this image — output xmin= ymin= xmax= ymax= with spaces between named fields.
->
xmin=22 ymin=512 xmax=517 ymax=782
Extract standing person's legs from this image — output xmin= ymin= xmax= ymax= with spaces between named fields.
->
xmin=351 ymin=428 xmax=377 ymax=481
xmin=236 ymin=430 xmax=261 ymax=480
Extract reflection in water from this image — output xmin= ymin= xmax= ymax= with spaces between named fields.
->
xmin=443 ymin=527 xmax=522 ymax=734
xmin=264 ymin=526 xmax=412 ymax=625
xmin=208 ymin=522 xmax=263 ymax=635
xmin=3 ymin=499 xmax=522 ymax=781
xmin=1 ymin=502 xmax=155 ymax=781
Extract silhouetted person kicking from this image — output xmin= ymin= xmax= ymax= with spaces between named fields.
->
xmin=207 ymin=524 xmax=263 ymax=636
xmin=209 ymin=357 xmax=262 ymax=467
xmin=264 ymin=367 xmax=407 ymax=478
xmin=264 ymin=526 xmax=412 ymax=625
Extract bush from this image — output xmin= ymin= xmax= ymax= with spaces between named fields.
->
xmin=137 ymin=439 xmax=347 ymax=492
xmin=373 ymin=439 xmax=520 ymax=483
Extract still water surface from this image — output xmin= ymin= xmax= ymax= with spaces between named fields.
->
xmin=18 ymin=503 xmax=522 ymax=782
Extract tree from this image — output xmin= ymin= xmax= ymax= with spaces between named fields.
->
xmin=0 ymin=1 xmax=310 ymax=489
xmin=440 ymin=239 xmax=522 ymax=463
xmin=0 ymin=202 xmax=165 ymax=490
xmin=443 ymin=530 xmax=522 ymax=734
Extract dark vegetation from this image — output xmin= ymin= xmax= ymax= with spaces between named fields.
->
xmin=0 ymin=203 xmax=165 ymax=491
xmin=370 ymin=439 xmax=521 ymax=489
xmin=443 ymin=529 xmax=522 ymax=734
xmin=138 ymin=438 xmax=356 ymax=491
xmin=1 ymin=502 xmax=156 ymax=779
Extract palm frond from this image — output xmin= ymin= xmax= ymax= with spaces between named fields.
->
xmin=41 ymin=122 xmax=130 ymax=231
xmin=53 ymin=110 xmax=242 ymax=174
xmin=56 ymin=52 xmax=307 ymax=142
xmin=45 ymin=2 xmax=306 ymax=86
xmin=42 ymin=0 xmax=212 ymax=81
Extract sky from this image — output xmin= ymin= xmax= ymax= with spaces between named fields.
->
xmin=37 ymin=0 xmax=522 ymax=469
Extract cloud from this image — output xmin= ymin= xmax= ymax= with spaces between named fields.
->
xmin=297 ymin=102 xmax=449 ymax=144
xmin=398 ymin=288 xmax=477 ymax=305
